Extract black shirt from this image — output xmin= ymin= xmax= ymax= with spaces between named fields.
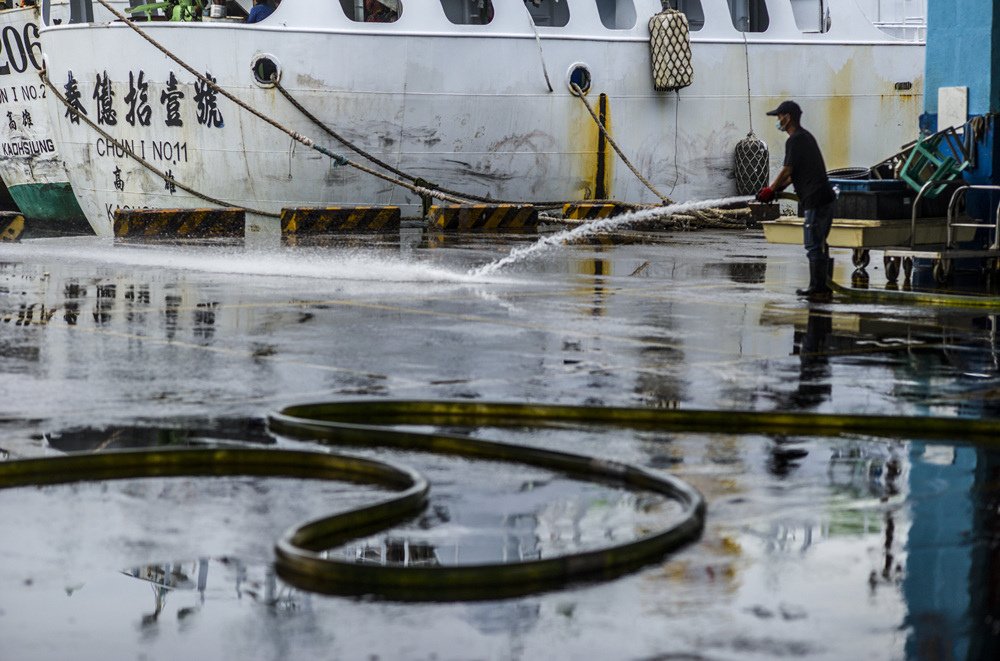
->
xmin=784 ymin=128 xmax=835 ymax=209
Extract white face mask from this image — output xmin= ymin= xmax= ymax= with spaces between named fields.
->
xmin=775 ymin=119 xmax=785 ymax=132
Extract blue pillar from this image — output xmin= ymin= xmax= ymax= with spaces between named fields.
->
xmin=922 ymin=2 xmax=1000 ymax=186
xmin=924 ymin=3 xmax=1000 ymax=117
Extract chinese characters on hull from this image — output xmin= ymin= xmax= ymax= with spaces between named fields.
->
xmin=64 ymin=69 xmax=225 ymax=130
xmin=63 ymin=69 xmax=226 ymax=197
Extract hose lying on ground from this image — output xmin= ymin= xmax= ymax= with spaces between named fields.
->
xmin=6 ymin=400 xmax=991 ymax=600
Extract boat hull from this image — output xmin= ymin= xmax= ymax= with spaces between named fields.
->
xmin=0 ymin=6 xmax=91 ymax=233
xmin=38 ymin=19 xmax=924 ymax=236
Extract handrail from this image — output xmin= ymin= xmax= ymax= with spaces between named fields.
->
xmin=909 ymin=180 xmax=937 ymax=249
xmin=945 ymin=184 xmax=1000 ymax=250
xmin=945 ymin=185 xmax=969 ymax=250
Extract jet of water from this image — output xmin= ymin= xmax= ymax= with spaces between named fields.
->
xmin=468 ymin=196 xmax=753 ymax=277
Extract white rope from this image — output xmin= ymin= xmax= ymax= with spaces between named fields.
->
xmin=523 ymin=4 xmax=554 ymax=93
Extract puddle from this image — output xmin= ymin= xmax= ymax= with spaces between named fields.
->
xmin=1 ymin=230 xmax=999 ymax=658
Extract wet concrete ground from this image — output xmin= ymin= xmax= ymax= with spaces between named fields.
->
xmin=0 ymin=226 xmax=999 ymax=659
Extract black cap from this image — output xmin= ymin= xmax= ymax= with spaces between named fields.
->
xmin=766 ymin=100 xmax=802 ymax=117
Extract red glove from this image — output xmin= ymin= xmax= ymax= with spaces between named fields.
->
xmin=756 ymin=186 xmax=775 ymax=203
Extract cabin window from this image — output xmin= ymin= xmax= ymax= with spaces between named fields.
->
xmin=339 ymin=0 xmax=401 ymax=22
xmin=596 ymin=0 xmax=635 ymax=29
xmin=524 ymin=0 xmax=570 ymax=27
xmin=665 ymin=0 xmax=703 ymax=31
xmin=790 ymin=0 xmax=829 ymax=33
xmin=440 ymin=0 xmax=494 ymax=24
xmin=728 ymin=0 xmax=768 ymax=32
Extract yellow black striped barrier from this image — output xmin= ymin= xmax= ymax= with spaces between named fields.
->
xmin=281 ymin=207 xmax=401 ymax=235
xmin=562 ymin=202 xmax=626 ymax=221
xmin=429 ymin=204 xmax=538 ymax=231
xmin=114 ymin=208 xmax=245 ymax=239
xmin=0 ymin=212 xmax=24 ymax=241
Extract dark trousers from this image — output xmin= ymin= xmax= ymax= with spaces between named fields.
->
xmin=803 ymin=200 xmax=835 ymax=261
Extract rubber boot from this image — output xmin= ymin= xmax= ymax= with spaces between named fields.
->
xmin=809 ymin=259 xmax=832 ymax=300
xmin=796 ymin=259 xmax=818 ymax=296
xmin=796 ymin=259 xmax=832 ymax=299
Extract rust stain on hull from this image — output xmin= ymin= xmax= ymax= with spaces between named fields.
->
xmin=568 ymin=91 xmax=613 ymax=201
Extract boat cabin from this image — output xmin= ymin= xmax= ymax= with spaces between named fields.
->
xmin=315 ymin=0 xmax=925 ymax=41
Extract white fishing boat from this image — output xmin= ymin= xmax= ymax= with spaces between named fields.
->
xmin=0 ymin=0 xmax=134 ymax=233
xmin=36 ymin=0 xmax=926 ymax=236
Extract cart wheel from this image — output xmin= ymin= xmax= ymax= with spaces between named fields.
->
xmin=852 ymin=249 xmax=870 ymax=268
xmin=987 ymin=268 xmax=999 ymax=292
xmin=884 ymin=257 xmax=900 ymax=283
xmin=985 ymin=259 xmax=1000 ymax=290
xmin=932 ymin=259 xmax=952 ymax=284
xmin=903 ymin=257 xmax=914 ymax=281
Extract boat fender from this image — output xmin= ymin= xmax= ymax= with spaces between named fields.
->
xmin=648 ymin=9 xmax=693 ymax=92
xmin=734 ymin=131 xmax=769 ymax=196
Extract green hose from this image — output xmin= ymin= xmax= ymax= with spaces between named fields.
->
xmin=269 ymin=404 xmax=706 ymax=599
xmin=833 ymin=282 xmax=1000 ymax=309
xmin=267 ymin=399 xmax=998 ymax=597
xmin=3 ymin=400 xmax=994 ymax=601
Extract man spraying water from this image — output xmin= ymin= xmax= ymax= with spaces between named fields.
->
xmin=756 ymin=100 xmax=836 ymax=300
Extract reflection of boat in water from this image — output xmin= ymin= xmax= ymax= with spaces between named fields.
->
xmin=37 ymin=0 xmax=925 ymax=236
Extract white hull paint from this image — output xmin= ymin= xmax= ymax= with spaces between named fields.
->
xmin=0 ymin=9 xmax=64 ymax=192
xmin=0 ymin=2 xmax=127 ymax=228
xmin=38 ymin=0 xmax=925 ymax=236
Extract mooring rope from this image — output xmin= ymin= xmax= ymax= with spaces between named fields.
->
xmin=523 ymin=2 xmax=554 ymax=93
xmin=271 ymin=79 xmax=581 ymax=209
xmin=91 ymin=0 xmax=478 ymax=207
xmin=82 ymin=0 xmax=751 ymax=227
xmin=742 ymin=32 xmax=753 ymax=133
xmin=3 ymin=399 xmax=996 ymax=599
xmin=570 ymin=82 xmax=673 ymax=205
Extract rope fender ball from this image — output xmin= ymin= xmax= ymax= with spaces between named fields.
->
xmin=649 ymin=9 xmax=694 ymax=93
xmin=734 ymin=132 xmax=769 ymax=196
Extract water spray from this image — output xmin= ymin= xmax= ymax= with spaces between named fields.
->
xmin=469 ymin=196 xmax=753 ymax=277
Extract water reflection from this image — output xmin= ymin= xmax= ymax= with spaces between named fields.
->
xmin=44 ymin=421 xmax=273 ymax=452
xmin=123 ymin=557 xmax=300 ymax=626
xmin=760 ymin=304 xmax=1000 ymax=413
xmin=789 ymin=307 xmax=833 ymax=408
xmin=333 ymin=483 xmax=674 ymax=568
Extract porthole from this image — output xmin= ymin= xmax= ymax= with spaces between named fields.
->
xmin=252 ymin=53 xmax=280 ymax=87
xmin=568 ymin=63 xmax=591 ymax=96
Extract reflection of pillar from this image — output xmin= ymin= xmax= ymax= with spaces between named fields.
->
xmin=968 ymin=449 xmax=1000 ymax=660
xmin=573 ymin=256 xmax=608 ymax=317
xmin=197 ymin=557 xmax=208 ymax=604
xmin=265 ymin=565 xmax=277 ymax=604
xmin=904 ymin=443 xmax=975 ymax=660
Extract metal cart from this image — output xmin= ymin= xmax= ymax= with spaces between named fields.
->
xmin=880 ymin=183 xmax=1000 ymax=284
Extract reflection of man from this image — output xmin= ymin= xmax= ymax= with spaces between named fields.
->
xmin=792 ymin=309 xmax=833 ymax=408
xmin=768 ymin=308 xmax=832 ymax=476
